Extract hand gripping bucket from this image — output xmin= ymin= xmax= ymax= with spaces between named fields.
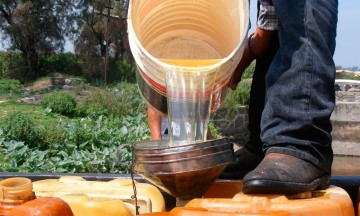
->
xmin=127 ymin=0 xmax=249 ymax=116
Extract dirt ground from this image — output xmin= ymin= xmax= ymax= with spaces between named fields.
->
xmin=19 ymin=75 xmax=98 ymax=104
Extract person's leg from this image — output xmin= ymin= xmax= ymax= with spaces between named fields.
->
xmin=147 ymin=106 xmax=162 ymax=140
xmin=220 ymin=33 xmax=279 ymax=179
xmin=243 ymin=0 xmax=338 ymax=194
xmin=244 ymin=33 xmax=279 ymax=157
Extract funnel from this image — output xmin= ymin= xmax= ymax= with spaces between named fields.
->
xmin=133 ymin=138 xmax=235 ymax=205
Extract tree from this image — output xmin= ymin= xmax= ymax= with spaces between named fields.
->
xmin=74 ymin=0 xmax=129 ymax=82
xmin=0 ymin=0 xmax=77 ymax=82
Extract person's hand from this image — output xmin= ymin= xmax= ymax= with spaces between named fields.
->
xmin=228 ymin=37 xmax=255 ymax=90
xmin=228 ymin=62 xmax=246 ymax=90
xmin=228 ymin=28 xmax=275 ymax=90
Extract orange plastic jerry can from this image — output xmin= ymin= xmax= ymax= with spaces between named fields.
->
xmin=187 ymin=186 xmax=354 ymax=216
xmin=0 ymin=177 xmax=36 ymax=215
xmin=203 ymin=180 xmax=243 ymax=198
xmin=140 ymin=207 xmax=290 ymax=216
xmin=9 ymin=197 xmax=73 ymax=216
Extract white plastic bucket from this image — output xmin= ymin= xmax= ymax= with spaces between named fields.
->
xmin=127 ymin=0 xmax=249 ymax=116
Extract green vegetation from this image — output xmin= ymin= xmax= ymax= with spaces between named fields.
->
xmin=2 ymin=113 xmax=40 ymax=148
xmin=80 ymin=82 xmax=146 ymax=117
xmin=0 ymin=79 xmax=151 ymax=174
xmin=0 ymin=79 xmax=23 ymax=99
xmin=0 ymin=60 xmax=253 ymax=174
xmin=42 ymin=53 xmax=84 ymax=76
xmin=0 ymin=79 xmax=22 ymax=93
xmin=336 ymin=71 xmax=360 ymax=81
xmin=0 ymin=114 xmax=149 ymax=173
xmin=0 ymin=101 xmax=67 ymax=128
xmin=221 ymin=62 xmax=254 ymax=117
xmin=41 ymin=93 xmax=77 ymax=116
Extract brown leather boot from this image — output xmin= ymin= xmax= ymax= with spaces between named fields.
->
xmin=242 ymin=153 xmax=330 ymax=195
xmin=219 ymin=146 xmax=263 ymax=179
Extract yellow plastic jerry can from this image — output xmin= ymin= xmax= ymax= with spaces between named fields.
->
xmin=57 ymin=194 xmax=132 ymax=216
xmin=32 ymin=176 xmax=166 ymax=215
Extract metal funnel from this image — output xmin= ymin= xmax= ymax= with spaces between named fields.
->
xmin=132 ymin=138 xmax=235 ymax=203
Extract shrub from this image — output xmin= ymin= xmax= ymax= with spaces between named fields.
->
xmin=82 ymin=56 xmax=105 ymax=82
xmin=40 ymin=92 xmax=77 ymax=116
xmin=42 ymin=53 xmax=83 ymax=76
xmin=0 ymin=52 xmax=26 ymax=82
xmin=242 ymin=61 xmax=255 ymax=79
xmin=336 ymin=72 xmax=360 ymax=81
xmin=208 ymin=121 xmax=221 ymax=139
xmin=2 ymin=112 xmax=39 ymax=147
xmin=0 ymin=79 xmax=23 ymax=94
xmin=222 ymin=81 xmax=251 ymax=118
xmin=0 ymin=52 xmax=5 ymax=78
xmin=80 ymin=82 xmax=146 ymax=116
xmin=113 ymin=82 xmax=146 ymax=113
xmin=221 ymin=62 xmax=255 ymax=117
xmin=107 ymin=58 xmax=137 ymax=83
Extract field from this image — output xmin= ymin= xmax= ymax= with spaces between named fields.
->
xmin=0 ymin=76 xmax=150 ymax=174
xmin=0 ymin=66 xmax=254 ymax=174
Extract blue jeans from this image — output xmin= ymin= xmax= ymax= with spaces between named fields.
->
xmin=261 ymin=0 xmax=338 ymax=173
xmin=245 ymin=33 xmax=279 ymax=158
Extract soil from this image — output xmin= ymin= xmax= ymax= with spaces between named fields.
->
xmin=20 ymin=75 xmax=100 ymax=105
xmin=27 ymin=79 xmax=53 ymax=91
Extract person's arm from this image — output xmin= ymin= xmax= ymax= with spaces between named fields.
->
xmin=228 ymin=27 xmax=275 ymax=90
xmin=147 ymin=106 xmax=162 ymax=140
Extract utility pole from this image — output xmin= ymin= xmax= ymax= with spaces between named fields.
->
xmin=95 ymin=0 xmax=128 ymax=83
xmin=104 ymin=0 xmax=111 ymax=84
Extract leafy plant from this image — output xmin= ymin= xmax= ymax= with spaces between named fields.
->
xmin=107 ymin=59 xmax=137 ymax=83
xmin=0 ymin=52 xmax=26 ymax=82
xmin=2 ymin=112 xmax=40 ymax=148
xmin=208 ymin=121 xmax=221 ymax=139
xmin=242 ymin=62 xmax=255 ymax=80
xmin=222 ymin=81 xmax=251 ymax=118
xmin=221 ymin=62 xmax=255 ymax=118
xmin=0 ymin=79 xmax=23 ymax=94
xmin=41 ymin=92 xmax=77 ymax=116
xmin=42 ymin=53 xmax=83 ymax=76
xmin=0 ymin=113 xmax=151 ymax=174
xmin=80 ymin=82 xmax=146 ymax=116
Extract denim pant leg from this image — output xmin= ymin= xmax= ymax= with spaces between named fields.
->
xmin=244 ymin=34 xmax=279 ymax=157
xmin=261 ymin=0 xmax=338 ymax=173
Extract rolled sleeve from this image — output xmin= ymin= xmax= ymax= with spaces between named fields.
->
xmin=257 ymin=0 xmax=278 ymax=30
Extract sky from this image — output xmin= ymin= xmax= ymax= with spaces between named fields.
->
xmin=333 ymin=1 xmax=360 ymax=68
xmin=248 ymin=0 xmax=360 ymax=68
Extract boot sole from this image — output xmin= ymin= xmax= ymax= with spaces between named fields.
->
xmin=242 ymin=174 xmax=330 ymax=195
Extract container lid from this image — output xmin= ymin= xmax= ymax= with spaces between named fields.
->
xmin=0 ymin=177 xmax=33 ymax=200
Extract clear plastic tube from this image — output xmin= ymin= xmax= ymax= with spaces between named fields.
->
xmin=165 ymin=66 xmax=218 ymax=144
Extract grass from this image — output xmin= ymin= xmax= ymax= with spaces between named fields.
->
xmin=0 ymin=101 xmax=72 ymax=128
